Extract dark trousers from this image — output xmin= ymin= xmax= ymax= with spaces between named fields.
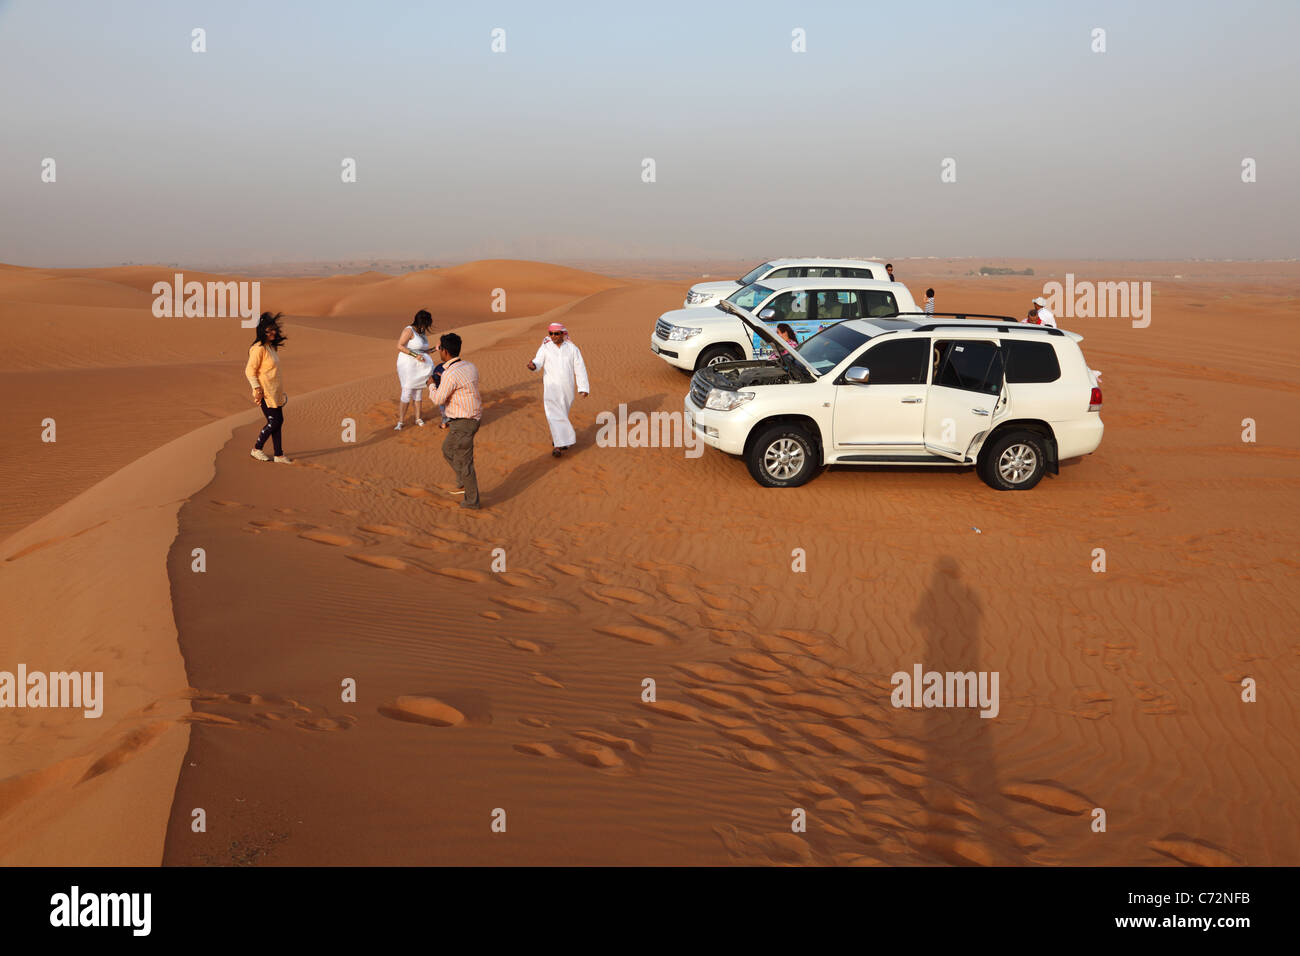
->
xmin=256 ymin=400 xmax=284 ymax=456
xmin=442 ymin=418 xmax=480 ymax=507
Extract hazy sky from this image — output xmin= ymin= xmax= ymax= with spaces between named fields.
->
xmin=1 ymin=0 xmax=1297 ymax=266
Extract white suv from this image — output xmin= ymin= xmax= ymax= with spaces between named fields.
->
xmin=653 ymin=278 xmax=917 ymax=372
xmin=685 ymin=302 xmax=1104 ymax=490
xmin=683 ymin=258 xmax=890 ymax=308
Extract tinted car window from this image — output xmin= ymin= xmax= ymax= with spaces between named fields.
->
xmin=814 ymin=291 xmax=857 ymax=322
xmin=766 ymin=267 xmax=799 ymax=279
xmin=1004 ymin=341 xmax=1061 ymax=383
xmin=843 ymin=267 xmax=879 ymax=279
xmin=850 ymin=338 xmax=929 ymax=385
xmin=862 ymin=290 xmax=900 ymax=317
xmin=800 ymin=324 xmax=872 ymax=376
xmin=934 ymin=340 xmax=1003 ymax=395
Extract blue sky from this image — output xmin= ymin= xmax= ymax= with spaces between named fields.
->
xmin=1 ymin=0 xmax=1296 ymax=265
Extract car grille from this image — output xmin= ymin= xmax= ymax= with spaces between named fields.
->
xmin=688 ymin=375 xmax=710 ymax=409
xmin=655 ymin=318 xmax=673 ymax=340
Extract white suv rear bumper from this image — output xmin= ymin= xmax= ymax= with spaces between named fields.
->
xmin=1054 ymin=416 xmax=1104 ymax=459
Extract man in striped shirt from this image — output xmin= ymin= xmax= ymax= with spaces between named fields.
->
xmin=430 ymin=333 xmax=483 ymax=509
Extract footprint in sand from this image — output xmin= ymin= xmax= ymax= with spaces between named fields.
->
xmin=496 ymin=570 xmax=549 ymax=589
xmin=571 ymin=729 xmax=647 ymax=757
xmin=249 ymin=519 xmax=300 ymax=532
xmin=1148 ymin=835 xmax=1242 ymax=866
xmin=379 ymin=696 xmax=466 ymax=727
xmin=518 ymin=715 xmax=552 ymax=728
xmin=299 ymin=530 xmax=356 ymax=547
xmin=584 ymin=585 xmax=652 ymax=606
xmin=684 ymin=687 xmax=750 ymax=712
xmin=1000 ymin=781 xmax=1094 ymax=816
xmin=493 ymin=595 xmax=574 ymax=615
xmin=480 ymin=611 xmax=502 ymax=621
xmin=79 ymin=722 xmax=169 ymax=783
xmin=594 ymin=624 xmax=672 ymax=646
xmin=358 ymin=524 xmax=408 ymax=536
xmin=432 ymin=528 xmax=478 ymax=544
xmin=730 ymin=652 xmax=786 ymax=674
xmin=504 ymin=638 xmax=546 ymax=654
xmin=513 ymin=742 xmax=562 ymax=758
xmin=346 ymin=554 xmax=409 ymax=571
xmin=641 ymin=699 xmax=702 ymax=722
xmin=433 ymin=567 xmax=489 ymax=583
xmin=530 ymin=672 xmax=565 ymax=689
xmin=549 ymin=562 xmax=588 ymax=579
xmin=296 ymin=715 xmax=357 ymax=732
xmin=673 ymin=661 xmax=737 ymax=683
xmin=733 ymin=749 xmax=779 ymax=773
xmin=659 ymin=582 xmax=698 ymax=605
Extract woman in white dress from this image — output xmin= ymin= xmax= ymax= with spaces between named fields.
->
xmin=527 ymin=322 xmax=589 ymax=457
xmin=395 ymin=309 xmax=435 ymax=429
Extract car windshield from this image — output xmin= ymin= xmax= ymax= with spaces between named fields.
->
xmin=798 ymin=323 xmax=871 ymax=376
xmin=725 ymin=282 xmax=774 ymax=311
xmin=736 ymin=262 xmax=774 ymax=285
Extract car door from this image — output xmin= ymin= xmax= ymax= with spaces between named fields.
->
xmin=923 ymin=339 xmax=1004 ymax=461
xmin=832 ymin=338 xmax=932 ymax=451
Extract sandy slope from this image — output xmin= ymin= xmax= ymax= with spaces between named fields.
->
xmin=2 ymin=260 xmax=1297 ymax=865
xmin=159 ymin=271 xmax=1298 ymax=866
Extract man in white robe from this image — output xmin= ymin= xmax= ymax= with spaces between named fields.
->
xmin=527 ymin=322 xmax=589 ymax=456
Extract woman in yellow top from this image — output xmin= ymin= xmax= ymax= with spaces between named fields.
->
xmin=245 ymin=312 xmax=292 ymax=464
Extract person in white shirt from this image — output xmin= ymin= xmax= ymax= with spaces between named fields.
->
xmin=527 ymin=322 xmax=589 ymax=457
xmin=1030 ymin=295 xmax=1057 ymax=327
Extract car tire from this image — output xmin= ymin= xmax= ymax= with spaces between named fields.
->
xmin=978 ymin=430 xmax=1047 ymax=491
xmin=697 ymin=344 xmax=743 ymax=369
xmin=746 ymin=424 xmax=819 ymax=487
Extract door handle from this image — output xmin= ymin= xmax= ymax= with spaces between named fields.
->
xmin=971 ymin=408 xmax=990 ymax=416
xmin=900 ymin=397 xmax=923 ymax=404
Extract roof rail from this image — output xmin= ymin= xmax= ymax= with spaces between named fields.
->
xmin=881 ymin=311 xmax=1064 ymax=335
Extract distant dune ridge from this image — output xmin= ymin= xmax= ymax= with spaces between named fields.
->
xmin=0 ymin=259 xmax=1297 ymax=865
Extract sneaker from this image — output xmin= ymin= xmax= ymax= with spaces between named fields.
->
xmin=273 ymin=455 xmax=293 ymax=464
xmin=250 ymin=448 xmax=271 ymax=462
xmin=394 ymin=422 xmax=404 ymax=431
xmin=416 ymin=418 xmax=426 ymax=427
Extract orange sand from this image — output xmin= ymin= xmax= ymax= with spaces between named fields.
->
xmin=1 ymin=259 xmax=1296 ymax=865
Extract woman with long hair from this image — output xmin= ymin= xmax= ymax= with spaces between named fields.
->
xmin=245 ymin=312 xmax=292 ymax=463
xmin=395 ymin=309 xmax=435 ymax=429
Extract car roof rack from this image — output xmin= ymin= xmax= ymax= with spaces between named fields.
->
xmin=883 ymin=311 xmax=1064 ymax=335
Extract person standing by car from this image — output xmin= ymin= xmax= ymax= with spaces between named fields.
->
xmin=527 ymin=323 xmax=589 ymax=457
xmin=430 ymin=333 xmax=483 ymax=509
xmin=1030 ymin=295 xmax=1057 ymax=327
xmin=886 ymin=263 xmax=898 ymax=282
xmin=245 ymin=312 xmax=292 ymax=464
xmin=924 ymin=288 xmax=935 ymax=315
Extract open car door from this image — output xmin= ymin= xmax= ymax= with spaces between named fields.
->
xmin=923 ymin=339 xmax=1004 ymax=462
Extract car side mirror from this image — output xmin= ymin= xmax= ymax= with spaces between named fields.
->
xmin=758 ymin=308 xmax=776 ymax=321
xmin=845 ymin=366 xmax=870 ymax=385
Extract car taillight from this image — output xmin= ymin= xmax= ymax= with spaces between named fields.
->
xmin=1088 ymin=386 xmax=1102 ymax=412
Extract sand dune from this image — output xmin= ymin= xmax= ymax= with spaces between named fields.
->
xmin=1 ymin=260 xmax=1297 ymax=865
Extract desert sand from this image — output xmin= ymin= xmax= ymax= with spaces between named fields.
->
xmin=1 ymin=259 xmax=1297 ymax=866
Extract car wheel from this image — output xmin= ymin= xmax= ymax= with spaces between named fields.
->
xmin=698 ymin=345 xmax=743 ymax=369
xmin=978 ymin=430 xmax=1047 ymax=490
xmin=746 ymin=424 xmax=819 ymax=487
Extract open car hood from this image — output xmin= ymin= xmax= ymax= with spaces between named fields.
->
xmin=716 ymin=299 xmax=821 ymax=379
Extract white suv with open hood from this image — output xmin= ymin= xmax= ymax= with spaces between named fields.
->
xmin=684 ymin=301 xmax=1104 ymax=490
xmin=653 ymin=278 xmax=916 ymax=371
xmin=683 ymin=258 xmax=890 ymax=308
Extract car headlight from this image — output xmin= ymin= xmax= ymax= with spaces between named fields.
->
xmin=668 ymin=325 xmax=702 ymax=341
xmin=705 ymin=389 xmax=755 ymax=411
